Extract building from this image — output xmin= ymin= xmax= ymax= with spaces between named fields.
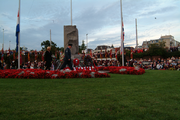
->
xmin=85 ymin=45 xmax=134 ymax=54
xmin=94 ymin=45 xmax=113 ymax=53
xmin=124 ymin=47 xmax=134 ymax=51
xmin=83 ymin=48 xmax=93 ymax=53
xmin=142 ymin=35 xmax=180 ymax=49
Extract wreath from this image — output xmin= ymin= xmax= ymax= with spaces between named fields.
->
xmin=73 ymin=58 xmax=80 ymax=66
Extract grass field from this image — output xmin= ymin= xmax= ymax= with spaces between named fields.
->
xmin=0 ymin=70 xmax=180 ymax=120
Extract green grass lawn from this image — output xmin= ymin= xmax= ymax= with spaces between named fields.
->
xmin=0 ymin=70 xmax=180 ymax=120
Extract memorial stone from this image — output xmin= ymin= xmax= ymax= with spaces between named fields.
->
xmin=64 ymin=25 xmax=81 ymax=60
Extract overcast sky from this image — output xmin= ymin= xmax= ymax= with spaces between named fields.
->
xmin=0 ymin=0 xmax=180 ymax=51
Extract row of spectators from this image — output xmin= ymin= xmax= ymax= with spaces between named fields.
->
xmin=1 ymin=54 xmax=180 ymax=70
xmin=94 ymin=56 xmax=180 ymax=70
xmin=0 ymin=60 xmax=59 ymax=70
xmin=169 ymin=47 xmax=179 ymax=52
xmin=131 ymin=56 xmax=180 ymax=70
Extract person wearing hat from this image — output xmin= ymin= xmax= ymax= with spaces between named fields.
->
xmin=60 ymin=44 xmax=73 ymax=70
xmin=44 ymin=46 xmax=52 ymax=70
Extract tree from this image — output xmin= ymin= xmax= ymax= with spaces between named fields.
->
xmin=41 ymin=40 xmax=57 ymax=50
xmin=41 ymin=40 xmax=58 ymax=54
xmin=79 ymin=40 xmax=86 ymax=53
xmin=111 ymin=44 xmax=114 ymax=48
xmin=147 ymin=41 xmax=167 ymax=57
xmin=58 ymin=47 xmax=64 ymax=52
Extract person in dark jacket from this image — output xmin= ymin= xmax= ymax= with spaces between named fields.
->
xmin=44 ymin=46 xmax=52 ymax=70
xmin=11 ymin=61 xmax=16 ymax=69
xmin=0 ymin=60 xmax=2 ymax=70
xmin=60 ymin=44 xmax=73 ymax=70
xmin=6 ymin=53 xmax=11 ymax=69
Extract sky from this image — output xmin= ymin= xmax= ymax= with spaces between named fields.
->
xmin=0 ymin=0 xmax=180 ymax=51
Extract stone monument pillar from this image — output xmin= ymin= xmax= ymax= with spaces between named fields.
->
xmin=64 ymin=25 xmax=81 ymax=60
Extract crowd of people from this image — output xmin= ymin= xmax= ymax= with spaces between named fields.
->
xmin=1 ymin=56 xmax=179 ymax=71
xmin=93 ymin=56 xmax=180 ymax=70
xmin=0 ymin=59 xmax=58 ymax=70
xmin=1 ymin=46 xmax=180 ymax=70
xmin=130 ymin=56 xmax=180 ymax=70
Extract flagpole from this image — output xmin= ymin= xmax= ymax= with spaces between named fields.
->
xmin=50 ymin=29 xmax=51 ymax=46
xmin=135 ymin=18 xmax=138 ymax=49
xmin=71 ymin=0 xmax=72 ymax=25
xmin=18 ymin=0 xmax=20 ymax=69
xmin=3 ymin=29 xmax=4 ymax=50
xmin=9 ymin=41 xmax=11 ymax=49
xmin=86 ymin=33 xmax=88 ymax=53
xmin=120 ymin=0 xmax=124 ymax=66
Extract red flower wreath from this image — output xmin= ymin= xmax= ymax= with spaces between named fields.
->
xmin=73 ymin=58 xmax=79 ymax=66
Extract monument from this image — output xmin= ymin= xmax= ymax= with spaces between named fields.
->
xmin=64 ymin=25 xmax=81 ymax=60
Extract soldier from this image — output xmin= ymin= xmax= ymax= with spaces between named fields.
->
xmin=60 ymin=44 xmax=73 ymax=70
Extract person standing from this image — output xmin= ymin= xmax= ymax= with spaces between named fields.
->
xmin=6 ymin=52 xmax=11 ymax=69
xmin=60 ymin=44 xmax=73 ymax=70
xmin=44 ymin=46 xmax=52 ymax=70
xmin=0 ymin=60 xmax=3 ymax=70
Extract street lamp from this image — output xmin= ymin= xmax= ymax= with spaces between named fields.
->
xmin=86 ymin=34 xmax=88 ymax=53
xmin=3 ymin=29 xmax=4 ymax=50
xmin=9 ymin=41 xmax=11 ymax=49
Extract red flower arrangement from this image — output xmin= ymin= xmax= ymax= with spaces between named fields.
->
xmin=0 ymin=67 xmax=110 ymax=79
xmin=0 ymin=66 xmax=145 ymax=79
xmin=97 ymin=66 xmax=145 ymax=75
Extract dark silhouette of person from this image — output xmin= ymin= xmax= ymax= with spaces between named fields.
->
xmin=60 ymin=44 xmax=73 ymax=70
xmin=6 ymin=52 xmax=11 ymax=69
xmin=44 ymin=46 xmax=52 ymax=70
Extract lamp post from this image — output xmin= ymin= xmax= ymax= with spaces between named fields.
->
xmin=3 ymin=29 xmax=4 ymax=50
xmin=50 ymin=29 xmax=51 ymax=46
xmin=86 ymin=34 xmax=88 ymax=53
xmin=71 ymin=0 xmax=72 ymax=25
xmin=135 ymin=18 xmax=138 ymax=49
xmin=9 ymin=41 xmax=11 ymax=49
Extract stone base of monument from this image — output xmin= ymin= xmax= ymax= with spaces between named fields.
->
xmin=71 ymin=54 xmax=84 ymax=67
xmin=71 ymin=54 xmax=81 ymax=60
xmin=98 ymin=70 xmax=110 ymax=73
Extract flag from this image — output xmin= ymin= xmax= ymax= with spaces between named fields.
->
xmin=115 ymin=48 xmax=118 ymax=60
xmin=100 ymin=49 xmax=102 ymax=59
xmin=130 ymin=48 xmax=133 ymax=59
xmin=122 ymin=22 xmax=125 ymax=40
xmin=16 ymin=10 xmax=20 ymax=52
xmin=82 ymin=51 xmax=85 ymax=60
xmin=110 ymin=49 xmax=112 ymax=59
xmin=35 ymin=50 xmax=38 ymax=60
xmin=105 ymin=48 xmax=107 ymax=59
xmin=9 ymin=48 xmax=10 ymax=54
xmin=60 ymin=51 xmax=64 ymax=62
xmin=28 ymin=52 xmax=30 ymax=61
xmin=121 ymin=22 xmax=125 ymax=54
xmin=13 ymin=51 xmax=16 ymax=60
xmin=90 ymin=50 xmax=92 ymax=57
xmin=55 ymin=50 xmax=57 ymax=59
xmin=1 ymin=48 xmax=4 ymax=62
xmin=41 ymin=51 xmax=44 ymax=61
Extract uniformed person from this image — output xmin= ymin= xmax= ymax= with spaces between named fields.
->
xmin=60 ymin=44 xmax=73 ymax=70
